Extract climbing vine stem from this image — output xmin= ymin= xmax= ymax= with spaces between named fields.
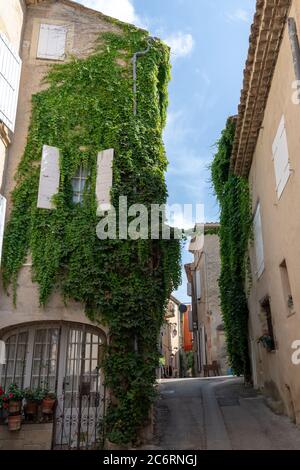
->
xmin=211 ymin=118 xmax=252 ymax=379
xmin=1 ymin=24 xmax=181 ymax=445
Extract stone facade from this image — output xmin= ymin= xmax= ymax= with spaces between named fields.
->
xmin=160 ymin=296 xmax=181 ymax=378
xmin=187 ymin=224 xmax=228 ymax=376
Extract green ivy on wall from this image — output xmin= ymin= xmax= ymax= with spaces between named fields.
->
xmin=211 ymin=118 xmax=251 ymax=378
xmin=1 ymin=24 xmax=181 ymax=445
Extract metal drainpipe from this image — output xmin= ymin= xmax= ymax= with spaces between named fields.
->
xmin=132 ymin=37 xmax=155 ymax=116
xmin=288 ymin=18 xmax=300 ymax=101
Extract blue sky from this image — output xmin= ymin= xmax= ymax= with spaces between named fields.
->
xmin=79 ymin=0 xmax=256 ymax=302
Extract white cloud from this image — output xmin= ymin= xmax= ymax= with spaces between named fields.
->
xmin=163 ymin=32 xmax=194 ymax=59
xmin=226 ymin=8 xmax=250 ymax=23
xmin=78 ymin=0 xmax=144 ymax=27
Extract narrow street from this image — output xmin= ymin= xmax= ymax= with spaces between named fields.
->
xmin=149 ymin=377 xmax=300 ymax=450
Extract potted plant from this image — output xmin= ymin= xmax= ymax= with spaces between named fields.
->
xmin=24 ymin=388 xmax=44 ymax=417
xmin=6 ymin=383 xmax=23 ymax=415
xmin=2 ymin=384 xmax=24 ymax=431
xmin=41 ymin=390 xmax=57 ymax=414
xmin=257 ymin=334 xmax=275 ymax=353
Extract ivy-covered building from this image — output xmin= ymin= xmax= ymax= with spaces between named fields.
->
xmin=0 ymin=0 xmax=180 ymax=449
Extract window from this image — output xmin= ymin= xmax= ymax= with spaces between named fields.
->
xmin=280 ymin=260 xmax=295 ymax=316
xmin=0 ymin=32 xmax=22 ymax=132
xmin=71 ymin=165 xmax=89 ymax=204
xmin=1 ymin=331 xmax=28 ymax=389
xmin=37 ymin=24 xmax=67 ymax=61
xmin=272 ymin=115 xmax=291 ymax=199
xmin=260 ymin=297 xmax=276 ymax=352
xmin=253 ymin=202 xmax=265 ymax=279
xmin=31 ymin=328 xmax=59 ymax=392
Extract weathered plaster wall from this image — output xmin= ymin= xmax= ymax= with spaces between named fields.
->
xmin=0 ymin=0 xmax=25 ymax=52
xmin=248 ymin=0 xmax=300 ymax=423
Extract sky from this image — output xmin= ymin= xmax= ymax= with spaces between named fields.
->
xmin=78 ymin=0 xmax=256 ymax=302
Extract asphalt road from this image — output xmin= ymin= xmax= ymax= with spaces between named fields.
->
xmin=150 ymin=377 xmax=300 ymax=450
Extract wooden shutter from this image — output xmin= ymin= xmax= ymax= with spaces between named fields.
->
xmin=0 ymin=194 xmax=6 ymax=266
xmin=96 ymin=149 xmax=114 ymax=212
xmin=37 ymin=145 xmax=60 ymax=209
xmin=195 ymin=270 xmax=202 ymax=300
xmin=187 ymin=282 xmax=192 ymax=297
xmin=253 ymin=203 xmax=264 ymax=278
xmin=0 ymin=340 xmax=5 ymax=365
xmin=0 ymin=32 xmax=22 ymax=132
xmin=37 ymin=24 xmax=67 ymax=61
xmin=272 ymin=115 xmax=291 ymax=199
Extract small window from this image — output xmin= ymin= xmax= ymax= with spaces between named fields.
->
xmin=253 ymin=202 xmax=265 ymax=279
xmin=37 ymin=24 xmax=67 ymax=61
xmin=260 ymin=297 xmax=276 ymax=352
xmin=272 ymin=115 xmax=291 ymax=199
xmin=1 ymin=331 xmax=28 ymax=389
xmin=280 ymin=260 xmax=295 ymax=316
xmin=71 ymin=165 xmax=89 ymax=204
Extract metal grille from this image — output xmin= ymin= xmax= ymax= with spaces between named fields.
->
xmin=53 ymin=326 xmax=106 ymax=450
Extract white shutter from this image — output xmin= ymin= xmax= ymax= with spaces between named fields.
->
xmin=195 ymin=270 xmax=202 ymax=300
xmin=0 ymin=340 xmax=6 ymax=365
xmin=0 ymin=194 xmax=7 ymax=266
xmin=0 ymin=32 xmax=22 ymax=132
xmin=187 ymin=282 xmax=192 ymax=297
xmin=37 ymin=145 xmax=60 ymax=209
xmin=272 ymin=115 xmax=291 ymax=199
xmin=96 ymin=148 xmax=114 ymax=212
xmin=253 ymin=203 xmax=264 ymax=278
xmin=37 ymin=24 xmax=67 ymax=61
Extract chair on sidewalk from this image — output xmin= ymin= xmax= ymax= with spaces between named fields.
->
xmin=203 ymin=361 xmax=220 ymax=377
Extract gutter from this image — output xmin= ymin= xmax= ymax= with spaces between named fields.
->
xmin=132 ymin=37 xmax=156 ymax=116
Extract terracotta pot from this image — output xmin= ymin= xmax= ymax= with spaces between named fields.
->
xmin=42 ymin=397 xmax=56 ymax=414
xmin=8 ymin=400 xmax=22 ymax=414
xmin=8 ymin=414 xmax=22 ymax=431
xmin=25 ymin=400 xmax=38 ymax=415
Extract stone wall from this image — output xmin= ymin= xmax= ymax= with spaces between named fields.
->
xmin=0 ymin=423 xmax=53 ymax=450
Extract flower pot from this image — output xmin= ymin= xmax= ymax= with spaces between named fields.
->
xmin=8 ymin=414 xmax=22 ymax=431
xmin=42 ymin=397 xmax=56 ymax=414
xmin=25 ymin=400 xmax=38 ymax=416
xmin=8 ymin=400 xmax=22 ymax=414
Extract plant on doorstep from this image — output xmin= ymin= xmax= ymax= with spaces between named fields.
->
xmin=1 ymin=24 xmax=181 ymax=445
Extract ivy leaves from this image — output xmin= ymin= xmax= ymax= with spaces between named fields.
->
xmin=211 ymin=118 xmax=251 ymax=378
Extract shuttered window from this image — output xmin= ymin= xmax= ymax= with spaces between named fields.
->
xmin=195 ymin=270 xmax=202 ymax=301
xmin=0 ymin=194 xmax=6 ymax=266
xmin=37 ymin=24 xmax=67 ymax=61
xmin=96 ymin=149 xmax=114 ymax=212
xmin=37 ymin=145 xmax=60 ymax=209
xmin=272 ymin=115 xmax=291 ymax=199
xmin=187 ymin=282 xmax=192 ymax=297
xmin=0 ymin=32 xmax=22 ymax=132
xmin=253 ymin=203 xmax=265 ymax=279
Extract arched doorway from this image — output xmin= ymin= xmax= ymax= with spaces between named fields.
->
xmin=0 ymin=321 xmax=107 ymax=449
